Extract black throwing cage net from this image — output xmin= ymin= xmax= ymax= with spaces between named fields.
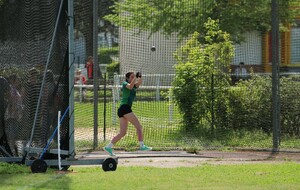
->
xmin=0 ymin=0 xmax=69 ymax=158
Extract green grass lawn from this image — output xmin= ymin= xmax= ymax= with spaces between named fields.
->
xmin=74 ymin=101 xmax=300 ymax=151
xmin=74 ymin=101 xmax=181 ymax=129
xmin=1 ymin=162 xmax=300 ymax=190
xmin=74 ymin=101 xmax=183 ymax=150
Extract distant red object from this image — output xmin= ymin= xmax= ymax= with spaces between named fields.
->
xmin=85 ymin=57 xmax=94 ymax=79
xmin=75 ymin=73 xmax=87 ymax=84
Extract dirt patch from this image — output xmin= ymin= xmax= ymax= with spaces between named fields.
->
xmin=75 ymin=127 xmax=118 ymax=141
xmin=75 ymin=150 xmax=300 ymax=168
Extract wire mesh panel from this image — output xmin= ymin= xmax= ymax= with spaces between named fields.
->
xmin=0 ymin=0 xmax=69 ymax=158
xmin=97 ymin=0 xmax=300 ymax=151
xmin=278 ymin=2 xmax=300 ymax=149
xmin=73 ymin=0 xmax=95 ymax=151
xmin=280 ymin=73 xmax=300 ymax=149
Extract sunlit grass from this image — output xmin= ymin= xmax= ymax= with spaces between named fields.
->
xmin=1 ymin=162 xmax=300 ymax=190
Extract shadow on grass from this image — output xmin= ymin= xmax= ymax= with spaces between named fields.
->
xmin=0 ymin=162 xmax=72 ymax=189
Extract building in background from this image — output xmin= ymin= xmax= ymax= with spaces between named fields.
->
xmin=119 ymin=10 xmax=300 ymax=77
xmin=119 ymin=28 xmax=185 ymax=76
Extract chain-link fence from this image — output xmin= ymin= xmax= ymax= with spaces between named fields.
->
xmin=74 ymin=0 xmax=300 ymax=151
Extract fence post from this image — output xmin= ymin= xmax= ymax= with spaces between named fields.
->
xmin=93 ymin=0 xmax=99 ymax=149
xmin=271 ymin=0 xmax=280 ymax=151
xmin=112 ymin=73 xmax=119 ymax=125
xmin=169 ymin=91 xmax=173 ymax=122
xmin=115 ymin=73 xmax=120 ymax=101
xmin=79 ymin=75 xmax=83 ymax=103
xmin=57 ymin=110 xmax=62 ymax=171
xmin=68 ymin=0 xmax=75 ymax=159
xmin=156 ymin=75 xmax=160 ymax=101
xmin=211 ymin=72 xmax=215 ymax=134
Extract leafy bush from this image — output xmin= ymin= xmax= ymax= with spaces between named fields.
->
xmin=173 ymin=19 xmax=234 ymax=131
xmin=98 ymin=47 xmax=120 ymax=77
xmin=98 ymin=47 xmax=119 ymax=65
xmin=227 ymin=74 xmax=300 ymax=137
xmin=107 ymin=60 xmax=120 ymax=77
xmin=280 ymin=77 xmax=300 ymax=136
xmin=227 ymin=75 xmax=272 ymax=132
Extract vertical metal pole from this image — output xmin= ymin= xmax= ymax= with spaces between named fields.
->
xmin=211 ymin=72 xmax=215 ymax=134
xmin=77 ymin=56 xmax=80 ymax=68
xmin=117 ymin=74 xmax=120 ymax=101
xmin=57 ymin=111 xmax=62 ymax=171
xmin=104 ymin=73 xmax=107 ymax=141
xmin=169 ymin=92 xmax=173 ymax=122
xmin=271 ymin=0 xmax=280 ymax=151
xmin=68 ymin=0 xmax=75 ymax=158
xmin=79 ymin=75 xmax=83 ymax=103
xmin=112 ymin=73 xmax=118 ymax=125
xmin=156 ymin=76 xmax=160 ymax=101
xmin=93 ymin=0 xmax=99 ymax=149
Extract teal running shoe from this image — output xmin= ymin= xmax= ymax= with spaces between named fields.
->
xmin=103 ymin=147 xmax=116 ymax=156
xmin=139 ymin=145 xmax=152 ymax=151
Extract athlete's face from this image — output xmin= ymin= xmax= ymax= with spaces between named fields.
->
xmin=128 ymin=73 xmax=135 ymax=83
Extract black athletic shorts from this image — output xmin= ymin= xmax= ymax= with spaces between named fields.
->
xmin=117 ymin=104 xmax=132 ymax=118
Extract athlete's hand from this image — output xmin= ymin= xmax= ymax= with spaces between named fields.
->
xmin=136 ymin=72 xmax=142 ymax=78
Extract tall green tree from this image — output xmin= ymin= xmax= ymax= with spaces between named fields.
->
xmin=106 ymin=0 xmax=300 ymax=42
xmin=173 ymin=19 xmax=234 ymax=130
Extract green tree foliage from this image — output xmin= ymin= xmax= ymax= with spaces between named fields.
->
xmin=98 ymin=47 xmax=119 ymax=64
xmin=106 ymin=0 xmax=300 ymax=42
xmin=172 ymin=19 xmax=234 ymax=130
xmin=98 ymin=47 xmax=119 ymax=77
xmin=107 ymin=60 xmax=120 ymax=77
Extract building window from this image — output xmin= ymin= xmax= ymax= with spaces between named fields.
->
xmin=291 ymin=20 xmax=300 ymax=64
xmin=233 ymin=31 xmax=262 ymax=65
